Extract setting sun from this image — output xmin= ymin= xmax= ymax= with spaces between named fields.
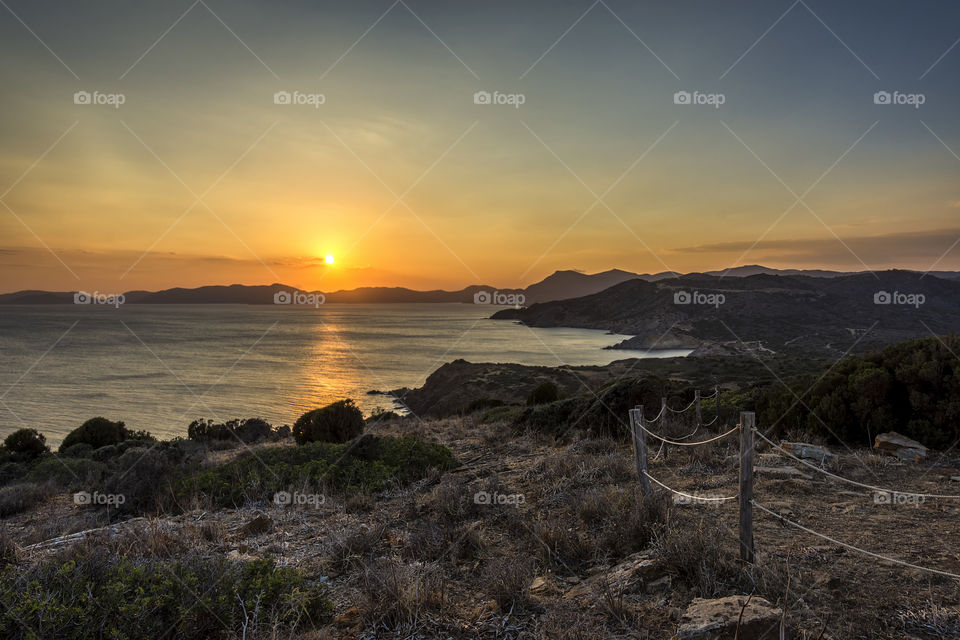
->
xmin=324 ymin=254 xmax=335 ymax=265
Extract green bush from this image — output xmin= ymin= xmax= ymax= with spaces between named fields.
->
xmin=60 ymin=443 xmax=94 ymax=459
xmin=0 ymin=551 xmax=331 ymax=639
xmin=754 ymin=334 xmax=960 ymax=448
xmin=293 ymin=399 xmax=364 ymax=445
xmin=188 ymin=417 xmax=274 ymax=444
xmin=3 ymin=429 xmax=48 ymax=459
xmin=58 ymin=417 xmax=129 ymax=453
xmin=526 ymin=381 xmax=560 ymax=405
xmin=465 ymin=397 xmax=506 ymax=414
xmin=26 ymin=457 xmax=108 ymax=491
xmin=172 ymin=435 xmax=456 ymax=508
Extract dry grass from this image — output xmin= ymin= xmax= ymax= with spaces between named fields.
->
xmin=360 ymin=557 xmax=445 ymax=627
xmin=481 ymin=554 xmax=536 ymax=611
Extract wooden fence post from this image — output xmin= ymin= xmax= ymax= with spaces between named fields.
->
xmin=660 ymin=397 xmax=669 ymax=459
xmin=739 ymin=411 xmax=755 ymax=564
xmin=630 ymin=406 xmax=651 ymax=495
xmin=695 ymin=389 xmax=702 ymax=428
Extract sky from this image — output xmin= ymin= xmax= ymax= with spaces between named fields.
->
xmin=1 ymin=0 xmax=959 ymax=293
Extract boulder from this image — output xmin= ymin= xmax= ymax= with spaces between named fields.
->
xmin=678 ymin=595 xmax=783 ymax=639
xmin=779 ymin=441 xmax=837 ymax=464
xmin=874 ymin=432 xmax=928 ymax=462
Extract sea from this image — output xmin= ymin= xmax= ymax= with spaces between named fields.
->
xmin=0 ymin=304 xmax=689 ymax=444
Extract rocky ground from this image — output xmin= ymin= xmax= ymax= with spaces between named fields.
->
xmin=4 ymin=417 xmax=960 ymax=639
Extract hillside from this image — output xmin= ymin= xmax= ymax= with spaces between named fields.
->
xmin=492 ymin=271 xmax=960 ymax=356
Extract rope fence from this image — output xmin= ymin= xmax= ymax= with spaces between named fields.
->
xmin=628 ymin=404 xmax=960 ymax=582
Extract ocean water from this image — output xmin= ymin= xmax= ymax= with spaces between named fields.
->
xmin=0 ymin=304 xmax=689 ymax=444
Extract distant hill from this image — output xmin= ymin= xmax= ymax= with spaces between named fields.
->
xmin=2 ymin=266 xmax=958 ymax=305
xmin=492 ymin=270 xmax=960 ymax=356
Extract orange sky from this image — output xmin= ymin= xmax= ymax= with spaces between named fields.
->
xmin=2 ymin=1 xmax=960 ymax=293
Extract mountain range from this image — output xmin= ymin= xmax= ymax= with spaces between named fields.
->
xmin=3 ymin=265 xmax=958 ymax=306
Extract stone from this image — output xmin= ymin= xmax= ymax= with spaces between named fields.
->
xmin=677 ymin=595 xmax=783 ymax=639
xmin=240 ymin=513 xmax=273 ymax=537
xmin=779 ymin=441 xmax=837 ymax=464
xmin=529 ymin=576 xmax=549 ymax=594
xmin=874 ymin=432 xmax=928 ymax=462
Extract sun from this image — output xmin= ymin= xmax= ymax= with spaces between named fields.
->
xmin=324 ymin=254 xmax=335 ymax=265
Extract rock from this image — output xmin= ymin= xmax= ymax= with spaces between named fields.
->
xmin=951 ymin=476 xmax=960 ymax=482
xmin=755 ymin=466 xmax=812 ymax=480
xmin=240 ymin=513 xmax=273 ymax=537
xmin=529 ymin=576 xmax=549 ymax=594
xmin=677 ymin=595 xmax=783 ymax=639
xmin=645 ymin=575 xmax=671 ymax=593
xmin=779 ymin=441 xmax=837 ymax=464
xmin=874 ymin=432 xmax=928 ymax=462
xmin=564 ymin=551 xmax=664 ymax=599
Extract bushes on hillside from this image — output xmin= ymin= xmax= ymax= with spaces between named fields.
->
xmin=753 ymin=334 xmax=960 ymax=448
xmin=3 ymin=429 xmax=48 ymax=459
xmin=58 ymin=417 xmax=149 ymax=453
xmin=526 ymin=381 xmax=560 ymax=405
xmin=173 ymin=435 xmax=456 ymax=508
xmin=187 ymin=417 xmax=275 ymax=444
xmin=0 ymin=551 xmax=331 ymax=639
xmin=293 ymin=399 xmax=364 ymax=445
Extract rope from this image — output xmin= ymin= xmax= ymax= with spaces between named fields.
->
xmin=700 ymin=388 xmax=720 ymax=400
xmin=644 ymin=471 xmax=738 ymax=502
xmin=701 ymin=415 xmax=720 ymax=427
xmin=752 ymin=500 xmax=960 ymax=580
xmin=666 ymin=398 xmax=698 ymax=414
xmin=754 ymin=430 xmax=960 ymax=500
xmin=639 ymin=422 xmax=740 ymax=447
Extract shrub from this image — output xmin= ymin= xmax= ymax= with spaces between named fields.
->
xmin=0 ymin=550 xmax=331 ymax=639
xmin=103 ymin=445 xmax=191 ymax=515
xmin=482 ymin=555 xmax=536 ymax=610
xmin=3 ymin=429 xmax=48 ymax=459
xmin=293 ymin=400 xmax=364 ymax=445
xmin=366 ymin=408 xmax=402 ymax=424
xmin=26 ymin=457 xmax=108 ymax=490
xmin=0 ymin=482 xmax=54 ymax=518
xmin=0 ymin=463 xmax=26 ymax=487
xmin=465 ymin=397 xmax=506 ymax=414
xmin=172 ymin=435 xmax=456 ymax=509
xmin=58 ymin=417 xmax=129 ymax=453
xmin=360 ymin=558 xmax=444 ymax=627
xmin=60 ymin=443 xmax=94 ymax=459
xmin=526 ymin=381 xmax=560 ymax=405
xmin=188 ymin=417 xmax=274 ymax=444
